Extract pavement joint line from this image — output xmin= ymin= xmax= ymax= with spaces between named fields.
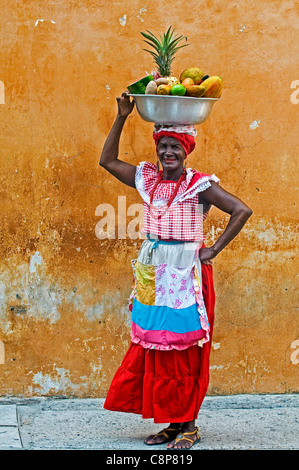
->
xmin=0 ymin=404 xmax=22 ymax=449
xmin=16 ymin=404 xmax=24 ymax=449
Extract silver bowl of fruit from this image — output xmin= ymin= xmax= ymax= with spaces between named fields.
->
xmin=126 ymin=27 xmax=222 ymax=125
xmin=129 ymin=94 xmax=220 ymax=125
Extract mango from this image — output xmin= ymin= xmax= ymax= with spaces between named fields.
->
xmin=181 ymin=78 xmax=194 ymax=88
xmin=186 ymin=84 xmax=206 ymax=97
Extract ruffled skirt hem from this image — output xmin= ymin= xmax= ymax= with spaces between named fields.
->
xmin=103 ymin=342 xmax=208 ymax=423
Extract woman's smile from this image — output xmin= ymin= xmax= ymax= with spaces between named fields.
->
xmin=163 ymin=155 xmax=177 ymax=163
xmin=156 ymin=136 xmax=186 ymax=178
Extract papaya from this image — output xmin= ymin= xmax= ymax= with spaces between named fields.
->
xmin=201 ymin=76 xmax=223 ymax=98
xmin=186 ymin=84 xmax=206 ymax=97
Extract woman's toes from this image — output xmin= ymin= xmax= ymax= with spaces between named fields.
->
xmin=166 ymin=439 xmax=175 ymax=449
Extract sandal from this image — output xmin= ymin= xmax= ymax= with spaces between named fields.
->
xmin=144 ymin=427 xmax=181 ymax=445
xmin=168 ymin=427 xmax=200 ymax=449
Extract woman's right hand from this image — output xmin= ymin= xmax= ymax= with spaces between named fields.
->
xmin=116 ymin=91 xmax=135 ymax=118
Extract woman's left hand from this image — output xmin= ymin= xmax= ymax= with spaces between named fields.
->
xmin=198 ymin=246 xmax=216 ymax=265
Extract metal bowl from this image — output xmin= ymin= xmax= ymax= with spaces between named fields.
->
xmin=129 ymin=94 xmax=220 ymax=125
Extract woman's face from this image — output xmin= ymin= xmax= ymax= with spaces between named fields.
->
xmin=156 ymin=136 xmax=186 ymax=172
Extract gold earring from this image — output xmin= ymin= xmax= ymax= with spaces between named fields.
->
xmin=156 ymin=159 xmax=160 ymax=173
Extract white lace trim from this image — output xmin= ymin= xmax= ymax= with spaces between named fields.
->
xmin=135 ymin=161 xmax=219 ymax=208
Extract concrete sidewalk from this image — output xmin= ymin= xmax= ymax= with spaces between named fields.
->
xmin=0 ymin=394 xmax=298 ymax=450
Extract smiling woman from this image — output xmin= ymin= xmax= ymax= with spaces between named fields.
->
xmin=99 ymin=92 xmax=252 ymax=449
xmin=157 ymin=136 xmax=186 ymax=172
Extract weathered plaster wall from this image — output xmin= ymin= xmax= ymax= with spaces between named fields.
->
xmin=0 ymin=0 xmax=298 ymax=397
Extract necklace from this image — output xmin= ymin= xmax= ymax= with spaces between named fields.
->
xmin=149 ymin=169 xmax=187 ymax=220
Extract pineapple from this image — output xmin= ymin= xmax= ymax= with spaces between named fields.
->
xmin=141 ymin=26 xmax=189 ymax=78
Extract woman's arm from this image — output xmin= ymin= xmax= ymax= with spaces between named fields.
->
xmin=199 ymin=182 xmax=253 ymax=263
xmin=99 ymin=92 xmax=137 ymax=188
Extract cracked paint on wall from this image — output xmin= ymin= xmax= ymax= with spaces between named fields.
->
xmin=249 ymin=120 xmax=260 ymax=130
xmin=32 ymin=368 xmax=82 ymax=394
xmin=119 ymin=14 xmax=127 ymax=27
xmin=29 ymin=251 xmax=43 ymax=274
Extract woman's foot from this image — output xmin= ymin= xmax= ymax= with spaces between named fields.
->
xmin=166 ymin=425 xmax=200 ymax=449
xmin=144 ymin=424 xmax=181 ymax=445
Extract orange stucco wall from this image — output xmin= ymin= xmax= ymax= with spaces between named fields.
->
xmin=0 ymin=1 xmax=298 ymax=397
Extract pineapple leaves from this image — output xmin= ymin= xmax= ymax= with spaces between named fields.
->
xmin=141 ymin=26 xmax=189 ymax=76
xmin=140 ymin=31 xmax=162 ymax=48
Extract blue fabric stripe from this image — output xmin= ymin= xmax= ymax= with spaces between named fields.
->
xmin=131 ymin=298 xmax=202 ymax=334
xmin=146 ymin=236 xmax=186 ymax=249
xmin=146 ymin=236 xmax=186 ymax=244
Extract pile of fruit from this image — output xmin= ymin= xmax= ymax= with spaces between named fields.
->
xmin=127 ymin=27 xmax=223 ymax=99
xmin=144 ymin=69 xmax=222 ymax=98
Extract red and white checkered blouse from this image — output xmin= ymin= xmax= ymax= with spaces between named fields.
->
xmin=135 ymin=161 xmax=219 ymax=241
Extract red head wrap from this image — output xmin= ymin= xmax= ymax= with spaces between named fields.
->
xmin=153 ymin=124 xmax=196 ymax=156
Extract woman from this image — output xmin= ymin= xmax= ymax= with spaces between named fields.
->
xmin=100 ymin=92 xmax=252 ymax=449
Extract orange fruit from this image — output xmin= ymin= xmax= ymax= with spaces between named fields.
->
xmin=181 ymin=78 xmax=194 ymax=88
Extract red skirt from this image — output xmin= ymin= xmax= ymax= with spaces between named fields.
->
xmin=104 ymin=263 xmax=215 ymax=423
